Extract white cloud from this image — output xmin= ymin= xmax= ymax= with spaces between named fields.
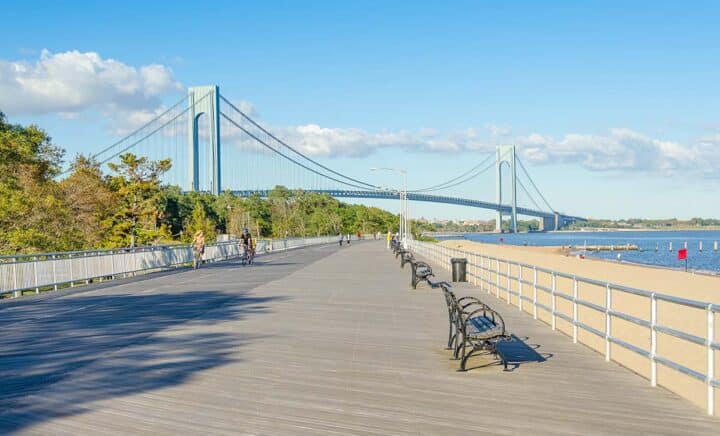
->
xmin=485 ymin=123 xmax=511 ymax=138
xmin=0 ymin=49 xmax=182 ymax=115
xmin=515 ymin=128 xmax=720 ymax=176
xmin=1 ymin=50 xmax=715 ymax=179
xmin=223 ymin=116 xmax=719 ymax=177
xmin=250 ymin=124 xmax=493 ymax=158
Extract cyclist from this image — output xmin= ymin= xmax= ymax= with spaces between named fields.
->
xmin=192 ymin=230 xmax=205 ymax=270
xmin=240 ymin=228 xmax=254 ymax=264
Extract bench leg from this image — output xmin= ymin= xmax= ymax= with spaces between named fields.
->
xmin=460 ymin=345 xmax=474 ymax=371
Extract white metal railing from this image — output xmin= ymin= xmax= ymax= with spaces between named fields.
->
xmin=408 ymin=240 xmax=719 ymax=416
xmin=0 ymin=235 xmax=339 ymax=299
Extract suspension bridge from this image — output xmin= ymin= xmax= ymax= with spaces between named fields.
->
xmin=4 ymin=85 xmax=718 ymax=434
xmin=82 ymin=85 xmax=586 ymax=231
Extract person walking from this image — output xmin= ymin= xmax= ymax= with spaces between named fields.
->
xmin=346 ymin=233 xmax=351 ymax=245
xmin=192 ymin=230 xmax=206 ymax=270
xmin=338 ymin=233 xmax=344 ymax=246
xmin=386 ymin=231 xmax=392 ymax=249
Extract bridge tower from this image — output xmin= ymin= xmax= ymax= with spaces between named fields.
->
xmin=188 ymin=85 xmax=222 ymax=195
xmin=495 ymin=145 xmax=518 ymax=233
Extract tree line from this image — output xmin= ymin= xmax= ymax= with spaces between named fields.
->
xmin=0 ymin=113 xmax=401 ymax=254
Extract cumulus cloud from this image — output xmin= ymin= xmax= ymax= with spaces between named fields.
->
xmin=1 ymin=49 xmax=715 ymax=178
xmin=0 ymin=49 xmax=182 ymax=115
xmin=515 ymin=128 xmax=720 ymax=176
xmin=253 ymin=124 xmax=493 ymax=158
xmin=224 ymin=117 xmax=719 ymax=177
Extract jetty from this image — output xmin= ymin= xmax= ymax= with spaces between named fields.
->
xmin=576 ymin=243 xmax=640 ymax=251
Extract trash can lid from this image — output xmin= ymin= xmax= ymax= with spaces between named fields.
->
xmin=450 ymin=257 xmax=468 ymax=263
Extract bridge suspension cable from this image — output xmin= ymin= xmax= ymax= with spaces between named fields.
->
xmin=516 ymin=156 xmax=554 ymax=212
xmin=516 ymin=177 xmax=543 ymax=211
xmin=220 ymin=95 xmax=379 ymax=191
xmin=59 ymin=95 xmax=191 ymax=174
xmin=220 ymin=112 xmax=378 ymax=190
xmin=409 ymin=149 xmax=511 ymax=193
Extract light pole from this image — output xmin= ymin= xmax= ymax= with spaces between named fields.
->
xmin=371 ymin=167 xmax=409 ymax=248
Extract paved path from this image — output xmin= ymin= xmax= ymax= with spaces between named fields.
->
xmin=0 ymin=242 xmax=717 ymax=435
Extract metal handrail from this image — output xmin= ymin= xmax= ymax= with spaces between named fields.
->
xmin=1 ymin=236 xmax=339 ymax=298
xmin=407 ymin=240 xmax=718 ymax=416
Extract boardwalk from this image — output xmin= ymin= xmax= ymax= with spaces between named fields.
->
xmin=0 ymin=242 xmax=717 ymax=435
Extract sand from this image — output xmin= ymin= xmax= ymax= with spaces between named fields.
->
xmin=440 ymin=240 xmax=720 ymax=303
xmin=437 ymin=239 xmax=719 ymax=415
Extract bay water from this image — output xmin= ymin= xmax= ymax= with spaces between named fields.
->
xmin=436 ymin=230 xmax=720 ymax=274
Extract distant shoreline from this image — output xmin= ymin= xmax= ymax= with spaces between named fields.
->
xmin=426 ymin=228 xmax=720 ymax=236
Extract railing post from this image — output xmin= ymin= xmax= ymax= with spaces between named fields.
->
xmin=533 ymin=266 xmax=538 ymax=320
xmin=12 ymin=260 xmax=19 ymax=298
xmin=605 ymin=284 xmax=612 ymax=362
xmin=708 ymin=304 xmax=715 ymax=416
xmin=84 ymin=255 xmax=90 ymax=284
xmin=551 ymin=272 xmax=557 ymax=330
xmin=69 ymin=253 xmax=74 ymax=287
xmin=473 ymin=253 xmax=478 ymax=286
xmin=484 ymin=256 xmax=489 ymax=294
xmin=650 ymin=293 xmax=657 ymax=387
xmin=518 ymin=264 xmax=523 ymax=312
xmin=110 ymin=250 xmax=116 ymax=280
xmin=34 ymin=256 xmax=39 ymax=294
xmin=52 ymin=254 xmax=58 ymax=291
xmin=572 ymin=276 xmax=578 ymax=343
xmin=506 ymin=262 xmax=511 ymax=304
xmin=495 ymin=259 xmax=500 ymax=298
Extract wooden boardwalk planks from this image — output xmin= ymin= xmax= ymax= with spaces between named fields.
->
xmin=0 ymin=242 xmax=717 ymax=435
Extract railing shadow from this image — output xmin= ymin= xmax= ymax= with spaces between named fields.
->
xmin=0 ymin=290 xmax=284 ymax=433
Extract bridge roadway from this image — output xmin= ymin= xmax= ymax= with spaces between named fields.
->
xmin=230 ymin=190 xmax=586 ymax=228
xmin=0 ymin=242 xmax=716 ymax=434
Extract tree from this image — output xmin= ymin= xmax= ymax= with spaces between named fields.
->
xmin=242 ymin=193 xmax=272 ymax=237
xmin=60 ymin=155 xmax=117 ymax=248
xmin=184 ymin=201 xmax=217 ymax=242
xmin=0 ymin=113 xmax=82 ymax=253
xmin=106 ymin=153 xmax=171 ymax=247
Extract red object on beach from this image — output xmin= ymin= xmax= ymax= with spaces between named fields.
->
xmin=678 ymin=248 xmax=688 ymax=260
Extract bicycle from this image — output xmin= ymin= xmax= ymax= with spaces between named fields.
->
xmin=240 ymin=244 xmax=255 ymax=266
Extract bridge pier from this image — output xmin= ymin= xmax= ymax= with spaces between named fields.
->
xmin=188 ymin=85 xmax=222 ymax=195
xmin=496 ymin=145 xmax=518 ymax=233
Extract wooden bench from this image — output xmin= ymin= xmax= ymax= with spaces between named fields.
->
xmin=439 ymin=283 xmax=510 ymax=371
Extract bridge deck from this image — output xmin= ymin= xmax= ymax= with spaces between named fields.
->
xmin=0 ymin=242 xmax=716 ymax=435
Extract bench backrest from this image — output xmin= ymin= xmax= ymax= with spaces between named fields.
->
xmin=439 ymin=284 xmax=505 ymax=332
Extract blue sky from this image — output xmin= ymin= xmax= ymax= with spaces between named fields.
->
xmin=1 ymin=1 xmax=719 ymax=220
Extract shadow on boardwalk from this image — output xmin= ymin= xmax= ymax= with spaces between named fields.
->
xmin=458 ymin=334 xmax=552 ymax=372
xmin=0 ymin=290 xmax=283 ymax=433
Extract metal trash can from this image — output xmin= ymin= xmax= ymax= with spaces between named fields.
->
xmin=451 ymin=258 xmax=468 ymax=282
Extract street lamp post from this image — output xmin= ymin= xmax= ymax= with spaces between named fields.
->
xmin=371 ymin=167 xmax=409 ymax=248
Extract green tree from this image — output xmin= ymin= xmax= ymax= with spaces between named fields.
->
xmin=0 ymin=113 xmax=82 ymax=253
xmin=184 ymin=201 xmax=217 ymax=242
xmin=60 ymin=155 xmax=117 ymax=248
xmin=106 ymin=153 xmax=172 ymax=247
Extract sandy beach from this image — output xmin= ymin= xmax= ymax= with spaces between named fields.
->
xmin=439 ymin=239 xmax=719 ymax=415
xmin=440 ymin=240 xmax=720 ymax=303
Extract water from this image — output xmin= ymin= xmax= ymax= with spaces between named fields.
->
xmin=436 ymin=230 xmax=720 ymax=273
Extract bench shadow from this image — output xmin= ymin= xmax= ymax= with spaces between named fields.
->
xmin=0 ymin=289 xmax=285 ymax=433
xmin=461 ymin=335 xmax=552 ymax=372
xmin=498 ymin=335 xmax=552 ymax=371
